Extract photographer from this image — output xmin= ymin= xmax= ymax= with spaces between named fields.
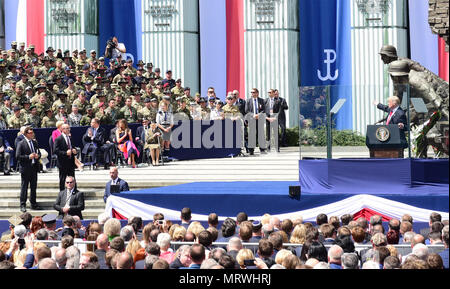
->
xmin=105 ymin=37 xmax=126 ymax=60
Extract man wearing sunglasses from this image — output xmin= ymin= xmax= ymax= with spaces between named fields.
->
xmin=53 ymin=176 xmax=85 ymax=220
xmin=15 ymin=126 xmax=42 ymax=212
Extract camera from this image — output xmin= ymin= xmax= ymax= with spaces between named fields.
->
xmin=158 ymin=220 xmax=164 ymax=225
xmin=243 ymin=259 xmax=256 ymax=267
xmin=107 ymin=39 xmax=117 ymax=49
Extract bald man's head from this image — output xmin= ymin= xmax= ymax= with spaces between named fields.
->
xmin=116 ymin=252 xmax=133 ymax=269
xmin=96 ymin=233 xmax=109 ymax=250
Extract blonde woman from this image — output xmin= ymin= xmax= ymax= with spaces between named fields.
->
xmin=236 ymin=249 xmax=255 ymax=269
xmin=187 ymin=221 xmax=205 ymax=239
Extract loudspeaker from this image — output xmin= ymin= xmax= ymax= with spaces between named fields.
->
xmin=289 ymin=186 xmax=301 ymax=200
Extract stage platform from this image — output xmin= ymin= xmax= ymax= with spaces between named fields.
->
xmin=105 ymin=158 xmax=448 ymax=222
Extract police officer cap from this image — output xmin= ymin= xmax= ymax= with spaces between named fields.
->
xmin=154 ymin=68 xmax=161 ymax=72
xmin=83 ymin=64 xmax=90 ymax=70
xmin=151 ymin=98 xmax=158 ymax=102
xmin=13 ymin=106 xmax=21 ymax=112
xmin=3 ymin=96 xmax=11 ymax=101
xmin=42 ymin=214 xmax=57 ymax=224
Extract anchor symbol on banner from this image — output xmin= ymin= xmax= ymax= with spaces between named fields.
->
xmin=317 ymin=49 xmax=339 ymax=81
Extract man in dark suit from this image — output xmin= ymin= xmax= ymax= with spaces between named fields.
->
xmin=54 ymin=123 xmax=77 ymax=191
xmin=82 ymin=118 xmax=114 ymax=169
xmin=419 ymin=212 xmax=442 ymax=241
xmin=135 ymin=118 xmax=150 ymax=163
xmin=274 ymin=89 xmax=288 ymax=147
xmin=15 ymin=126 xmax=42 ymax=212
xmin=53 ymin=175 xmax=85 ymax=219
xmin=103 ymin=166 xmax=130 ymax=203
xmin=245 ymin=88 xmax=266 ymax=155
xmin=374 ymin=95 xmax=408 ymax=148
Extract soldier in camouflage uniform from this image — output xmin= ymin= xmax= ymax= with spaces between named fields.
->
xmin=64 ymin=79 xmax=78 ymax=103
xmin=199 ymin=97 xmax=211 ymax=120
xmin=123 ymin=58 xmax=137 ymax=78
xmin=35 ymin=93 xmax=51 ymax=118
xmin=138 ymin=98 xmax=154 ymax=122
xmin=75 ymin=50 xmax=88 ymax=74
xmin=171 ymin=79 xmax=184 ymax=99
xmin=176 ymin=97 xmax=192 ymax=120
xmin=120 ymin=97 xmax=138 ymax=123
xmin=72 ymin=91 xmax=89 ymax=115
xmin=105 ymin=99 xmax=120 ymax=125
xmin=79 ymin=105 xmax=95 ymax=126
xmin=52 ymin=90 xmax=71 ymax=114
xmin=7 ymin=106 xmax=27 ymax=129
xmin=222 ymin=94 xmax=242 ymax=120
xmin=143 ymin=63 xmax=155 ymax=80
xmin=26 ymin=105 xmax=41 ymax=128
xmin=95 ymin=101 xmax=112 ymax=125
xmin=152 ymin=81 xmax=164 ymax=101
xmin=1 ymin=96 xmax=13 ymax=122
xmin=40 ymin=108 xmax=57 ymax=128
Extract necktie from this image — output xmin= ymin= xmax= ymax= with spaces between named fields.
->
xmin=29 ymin=140 xmax=35 ymax=164
xmin=254 ymin=99 xmax=258 ymax=114
xmin=386 ymin=110 xmax=394 ymax=125
xmin=65 ymin=190 xmax=72 ymax=207
xmin=29 ymin=140 xmax=34 ymax=153
xmin=164 ymin=112 xmax=167 ymax=121
xmin=93 ymin=128 xmax=97 ymax=138
xmin=66 ymin=135 xmax=72 ymax=150
xmin=270 ymin=98 xmax=274 ymax=110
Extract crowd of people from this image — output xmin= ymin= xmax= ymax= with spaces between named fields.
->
xmin=0 ymin=208 xmax=447 ymax=270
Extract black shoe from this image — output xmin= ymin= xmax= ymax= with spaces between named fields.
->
xmin=31 ymin=204 xmax=42 ymax=210
xmin=4 ymin=171 xmax=10 ymax=175
xmin=20 ymin=206 xmax=26 ymax=212
xmin=104 ymin=164 xmax=109 ymax=170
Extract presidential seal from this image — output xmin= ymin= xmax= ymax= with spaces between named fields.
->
xmin=376 ymin=126 xmax=390 ymax=142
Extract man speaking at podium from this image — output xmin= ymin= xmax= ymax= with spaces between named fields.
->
xmin=373 ymin=95 xmax=408 ymax=148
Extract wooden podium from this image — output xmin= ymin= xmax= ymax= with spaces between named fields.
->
xmin=366 ymin=125 xmax=406 ymax=158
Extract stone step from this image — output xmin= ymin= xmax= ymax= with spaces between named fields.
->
xmin=0 ymin=208 xmax=104 ymax=219
xmin=0 ymin=198 xmax=106 ymax=208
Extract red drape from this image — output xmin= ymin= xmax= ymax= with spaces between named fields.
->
xmin=226 ymin=0 xmax=245 ymax=98
xmin=26 ymin=0 xmax=45 ymax=55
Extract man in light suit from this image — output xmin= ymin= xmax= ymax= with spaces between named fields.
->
xmin=53 ymin=176 xmax=85 ymax=219
xmin=15 ymin=126 xmax=42 ymax=212
xmin=54 ymin=123 xmax=77 ymax=191
xmin=103 ymin=166 xmax=130 ymax=203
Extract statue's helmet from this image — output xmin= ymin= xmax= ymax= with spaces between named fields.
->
xmin=379 ymin=45 xmax=398 ymax=58
xmin=389 ymin=60 xmax=410 ymax=77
